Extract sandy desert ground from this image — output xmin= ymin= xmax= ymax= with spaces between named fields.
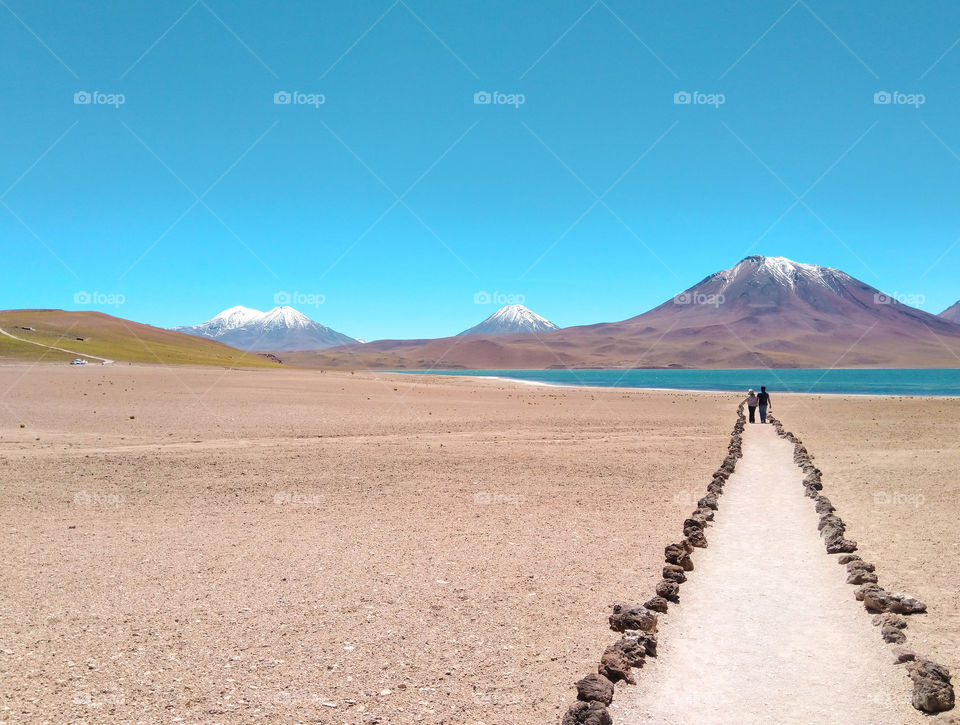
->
xmin=777 ymin=394 xmax=960 ymax=689
xmin=0 ymin=365 xmax=735 ymax=724
xmin=0 ymin=365 xmax=956 ymax=724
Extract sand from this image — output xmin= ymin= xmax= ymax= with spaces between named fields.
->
xmin=0 ymin=365 xmax=733 ymax=723
xmin=613 ymin=423 xmax=922 ymax=724
xmin=775 ymin=394 xmax=960 ymax=692
xmin=0 ymin=366 xmax=955 ymax=724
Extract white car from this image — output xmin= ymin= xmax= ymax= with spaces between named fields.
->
xmin=70 ymin=359 xmax=88 ymax=365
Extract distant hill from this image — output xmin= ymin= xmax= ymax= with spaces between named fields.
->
xmin=940 ymin=301 xmax=960 ymax=324
xmin=283 ymin=256 xmax=960 ymax=369
xmin=458 ymin=304 xmax=559 ymax=336
xmin=174 ymin=305 xmax=358 ymax=351
xmin=0 ymin=310 xmax=280 ymax=367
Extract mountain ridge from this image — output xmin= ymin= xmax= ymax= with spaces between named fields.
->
xmin=174 ymin=306 xmax=357 ymax=351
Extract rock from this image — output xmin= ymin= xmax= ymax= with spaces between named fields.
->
xmin=696 ymin=505 xmax=715 ymax=522
xmin=698 ymin=493 xmax=719 ymax=510
xmin=881 ymin=624 xmax=907 ymax=644
xmin=825 ymin=537 xmax=857 ymax=554
xmin=609 ymin=605 xmax=657 ymax=633
xmin=889 ymin=594 xmax=927 ymax=615
xmin=892 ymin=646 xmax=916 ymax=664
xmin=598 ymin=636 xmax=647 ymax=684
xmin=624 ymin=630 xmax=657 ymax=658
xmin=562 ymin=700 xmax=614 ymax=725
xmin=665 ymin=542 xmax=694 ymax=570
xmin=818 ymin=514 xmax=844 ymax=533
xmin=846 ymin=560 xmax=875 ymax=574
xmin=906 ymin=659 xmax=955 ymax=713
xmin=663 ymin=564 xmax=687 ymax=583
xmin=707 ymin=481 xmax=724 ymax=495
xmin=814 ymin=497 xmax=835 ymax=515
xmin=643 ymin=596 xmax=669 ymax=613
xmin=847 ymin=570 xmax=878 ymax=585
xmin=575 ymin=674 xmax=614 ymax=705
xmin=872 ymin=612 xmax=907 ymax=629
xmin=655 ymin=579 xmax=680 ymax=602
xmin=855 ymin=584 xmax=884 ymax=602
xmin=862 ymin=588 xmax=927 ymax=615
xmin=837 ymin=554 xmax=861 ymax=565
xmin=685 ymin=527 xmax=708 ymax=548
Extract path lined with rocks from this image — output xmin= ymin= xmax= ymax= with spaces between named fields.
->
xmin=610 ymin=422 xmax=925 ymax=724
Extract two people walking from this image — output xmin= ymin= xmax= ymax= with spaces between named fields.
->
xmin=745 ymin=386 xmax=771 ymax=424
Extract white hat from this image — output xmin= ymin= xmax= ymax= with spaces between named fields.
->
xmin=748 ymin=389 xmax=755 ymax=394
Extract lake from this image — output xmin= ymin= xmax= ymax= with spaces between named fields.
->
xmin=386 ymin=368 xmax=960 ymax=397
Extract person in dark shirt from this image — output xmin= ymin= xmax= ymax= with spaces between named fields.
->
xmin=757 ymin=386 xmax=771 ymax=423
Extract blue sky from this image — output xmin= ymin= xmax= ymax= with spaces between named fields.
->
xmin=2 ymin=0 xmax=959 ymax=340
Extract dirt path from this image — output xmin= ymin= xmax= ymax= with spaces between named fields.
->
xmin=0 ymin=326 xmax=113 ymax=364
xmin=612 ymin=423 xmax=924 ymax=724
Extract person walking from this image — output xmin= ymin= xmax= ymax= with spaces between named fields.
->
xmin=757 ymin=385 xmax=772 ymax=423
xmin=745 ymin=389 xmax=758 ymax=423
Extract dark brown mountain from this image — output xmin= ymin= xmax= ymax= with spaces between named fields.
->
xmin=283 ymin=256 xmax=960 ymax=369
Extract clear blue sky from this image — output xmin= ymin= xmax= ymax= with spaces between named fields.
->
xmin=2 ymin=0 xmax=959 ymax=340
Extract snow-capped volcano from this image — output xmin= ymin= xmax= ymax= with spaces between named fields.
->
xmin=174 ymin=306 xmax=358 ymax=351
xmin=458 ymin=304 xmax=559 ymax=336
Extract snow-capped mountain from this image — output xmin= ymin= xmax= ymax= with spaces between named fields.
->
xmin=174 ymin=306 xmax=358 ymax=351
xmin=458 ymin=304 xmax=559 ymax=336
xmin=940 ymin=301 xmax=960 ymax=324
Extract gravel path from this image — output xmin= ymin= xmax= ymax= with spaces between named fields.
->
xmin=612 ymin=422 xmax=924 ymax=724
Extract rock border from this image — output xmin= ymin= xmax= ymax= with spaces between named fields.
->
xmin=560 ymin=404 xmax=747 ymax=724
xmin=766 ymin=414 xmax=955 ymax=715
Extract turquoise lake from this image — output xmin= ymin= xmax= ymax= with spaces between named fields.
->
xmin=387 ymin=369 xmax=960 ymax=396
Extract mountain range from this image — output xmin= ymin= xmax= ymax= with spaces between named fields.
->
xmin=282 ymin=256 xmax=960 ymax=369
xmin=174 ymin=306 xmax=357 ymax=351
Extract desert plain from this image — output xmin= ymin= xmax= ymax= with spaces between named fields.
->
xmin=0 ymin=363 xmax=957 ymax=724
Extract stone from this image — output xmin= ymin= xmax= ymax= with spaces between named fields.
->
xmin=881 ymin=624 xmax=907 ymax=644
xmin=663 ymin=564 xmax=687 ymax=583
xmin=598 ymin=636 xmax=647 ymax=684
xmin=862 ymin=588 xmax=927 ymax=615
xmin=643 ymin=596 xmax=669 ymax=613
xmin=685 ymin=528 xmax=708 ymax=548
xmin=855 ymin=584 xmax=884 ymax=602
xmin=847 ymin=570 xmax=878 ymax=585
xmin=906 ymin=659 xmax=955 ymax=713
xmin=872 ymin=612 xmax=907 ymax=629
xmin=837 ymin=554 xmax=861 ymax=565
xmin=846 ymin=560 xmax=875 ymax=574
xmin=814 ymin=497 xmax=835 ymax=515
xmin=698 ymin=493 xmax=719 ymax=510
xmin=696 ymin=506 xmax=715 ymax=522
xmin=609 ymin=605 xmax=657 ymax=633
xmin=575 ymin=674 xmax=614 ymax=705
xmin=664 ymin=541 xmax=693 ymax=564
xmin=655 ymin=579 xmax=680 ymax=602
xmin=825 ymin=537 xmax=857 ymax=554
xmin=562 ymin=700 xmax=614 ymax=725
xmin=892 ymin=646 xmax=916 ymax=664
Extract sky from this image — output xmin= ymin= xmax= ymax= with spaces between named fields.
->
xmin=2 ymin=0 xmax=959 ymax=340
